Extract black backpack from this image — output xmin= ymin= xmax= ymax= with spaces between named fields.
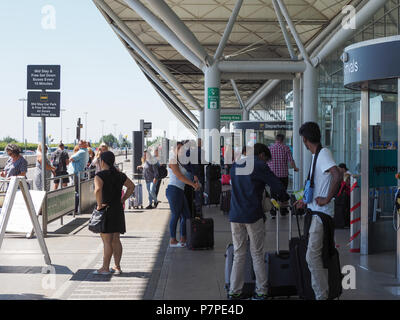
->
xmin=51 ymin=150 xmax=62 ymax=169
xmin=158 ymin=164 xmax=168 ymax=179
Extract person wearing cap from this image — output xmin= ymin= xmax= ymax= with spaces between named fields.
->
xmin=1 ymin=144 xmax=28 ymax=179
xmin=93 ymin=151 xmax=135 ymax=275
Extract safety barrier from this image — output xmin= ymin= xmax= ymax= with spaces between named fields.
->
xmin=2 ymin=159 xmax=129 ymax=236
xmin=78 ymin=168 xmax=96 ymax=214
xmin=349 ymin=175 xmax=361 ymax=253
xmin=0 ymin=149 xmax=131 ymax=170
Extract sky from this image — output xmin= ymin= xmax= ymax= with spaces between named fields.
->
xmin=0 ymin=0 xmax=196 ymax=145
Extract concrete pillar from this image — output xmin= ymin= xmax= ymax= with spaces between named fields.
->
xmin=292 ymin=76 xmax=301 ymax=191
xmin=302 ymin=62 xmax=318 ymax=178
xmin=204 ymin=64 xmax=221 ymax=163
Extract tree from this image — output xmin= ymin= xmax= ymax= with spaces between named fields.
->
xmin=1 ymin=136 xmax=19 ymax=143
xmin=100 ymin=134 xmax=119 ymax=148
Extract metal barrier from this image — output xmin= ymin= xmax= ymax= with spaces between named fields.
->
xmin=78 ymin=168 xmax=96 ymax=214
xmin=42 ymin=173 xmax=77 ymax=235
xmin=349 ymin=175 xmax=361 ymax=253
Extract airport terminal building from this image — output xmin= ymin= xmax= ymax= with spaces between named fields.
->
xmin=94 ymin=0 xmax=400 ymax=279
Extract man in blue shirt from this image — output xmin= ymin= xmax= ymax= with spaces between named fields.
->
xmin=70 ymin=141 xmax=89 ymax=174
xmin=228 ymin=143 xmax=289 ymax=300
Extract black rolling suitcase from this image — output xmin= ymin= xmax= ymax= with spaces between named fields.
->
xmin=186 ymin=186 xmax=214 ymax=250
xmin=265 ymin=204 xmax=297 ymax=298
xmin=186 ymin=216 xmax=214 ymax=250
xmin=224 ymin=243 xmax=255 ymax=299
xmin=220 ymin=188 xmax=231 ymax=214
xmin=289 ymin=199 xmax=343 ymax=300
xmin=289 ymin=200 xmax=315 ymax=300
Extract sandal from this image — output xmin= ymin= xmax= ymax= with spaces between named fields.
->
xmin=110 ymin=267 xmax=123 ymax=275
xmin=92 ymin=270 xmax=111 ymax=275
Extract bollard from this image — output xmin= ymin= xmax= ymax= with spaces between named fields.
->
xmin=349 ymin=176 xmax=361 ymax=253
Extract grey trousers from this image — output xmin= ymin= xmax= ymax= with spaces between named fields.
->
xmin=306 ymin=215 xmax=329 ymax=300
xmin=230 ymin=218 xmax=267 ymax=295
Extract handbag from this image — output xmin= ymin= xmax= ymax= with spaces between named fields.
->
xmin=303 ymin=145 xmax=322 ymax=204
xmin=88 ymin=206 xmax=108 ymax=233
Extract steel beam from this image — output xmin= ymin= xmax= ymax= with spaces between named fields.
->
xmin=214 ymin=0 xmax=243 ymax=61
xmin=245 ymin=80 xmax=281 ymax=112
xmin=292 ymin=76 xmax=301 ymax=190
xmin=94 ymin=0 xmax=202 ymax=111
xmin=230 ymin=79 xmax=245 ymax=110
xmin=272 ymin=0 xmax=296 ymax=60
xmin=276 ymin=0 xmax=311 ymax=64
xmin=133 ymin=54 xmax=199 ymax=125
xmin=123 ymin=0 xmax=203 ymax=69
xmin=146 ymin=0 xmax=212 ymax=67
xmin=218 ymin=60 xmax=306 ymax=73
xmin=311 ymin=0 xmax=389 ymax=66
xmin=221 ymin=72 xmax=295 ymax=80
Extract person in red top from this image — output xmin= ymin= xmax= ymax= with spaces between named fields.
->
xmin=268 ymin=134 xmax=299 ymax=215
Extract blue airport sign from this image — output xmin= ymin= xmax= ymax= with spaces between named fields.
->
xmin=27 ymin=65 xmax=60 ymax=90
xmin=27 ymin=91 xmax=60 ymax=117
xmin=343 ymin=36 xmax=400 ymax=93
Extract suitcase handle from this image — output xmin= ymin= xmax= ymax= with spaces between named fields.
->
xmin=273 ymin=200 xmax=293 ymax=255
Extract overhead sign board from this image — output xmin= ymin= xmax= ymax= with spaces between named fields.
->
xmin=27 ymin=65 xmax=60 ymax=90
xmin=343 ymin=36 xmax=400 ymax=93
xmin=27 ymin=91 xmax=60 ymax=117
xmin=220 ymin=114 xmax=242 ymax=122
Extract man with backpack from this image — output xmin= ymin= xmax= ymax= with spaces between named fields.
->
xmin=295 ymin=122 xmax=341 ymax=300
xmin=228 ymin=143 xmax=289 ymax=300
xmin=51 ymin=142 xmax=70 ymax=190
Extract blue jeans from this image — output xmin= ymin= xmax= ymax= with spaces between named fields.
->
xmin=146 ymin=181 xmax=158 ymax=205
xmin=166 ymin=185 xmax=190 ymax=239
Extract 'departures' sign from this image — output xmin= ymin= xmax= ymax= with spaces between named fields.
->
xmin=27 ymin=65 xmax=60 ymax=90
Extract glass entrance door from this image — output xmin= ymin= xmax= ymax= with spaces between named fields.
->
xmin=360 ymin=78 xmax=400 ymax=278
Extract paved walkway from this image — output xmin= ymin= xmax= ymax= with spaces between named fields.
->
xmin=1 ymin=169 xmax=400 ymax=299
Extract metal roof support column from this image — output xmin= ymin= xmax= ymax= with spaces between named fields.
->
xmin=302 ymin=61 xmax=318 ymax=178
xmin=123 ymin=0 xmax=203 ymax=69
xmin=272 ymin=0 xmax=296 ymax=60
xmin=218 ymin=60 xmax=306 ymax=73
xmin=204 ymin=64 xmax=221 ymax=163
xmin=230 ymin=79 xmax=245 ymax=110
xmin=214 ymin=0 xmax=243 ymax=61
xmin=311 ymin=0 xmax=389 ymax=66
xmin=198 ymin=110 xmax=204 ymax=140
xmin=276 ymin=0 xmax=311 ymax=64
xmin=245 ymin=80 xmax=281 ymax=112
xmin=134 ymin=57 xmax=199 ymax=125
xmin=146 ymin=0 xmax=212 ymax=67
xmin=94 ymin=0 xmax=202 ymax=111
xmin=292 ymin=76 xmax=302 ymax=190
xmin=112 ymin=24 xmax=199 ymax=125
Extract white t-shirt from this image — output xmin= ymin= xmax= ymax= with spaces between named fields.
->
xmin=307 ymin=148 xmax=337 ymax=217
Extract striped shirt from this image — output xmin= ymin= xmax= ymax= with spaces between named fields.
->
xmin=4 ymin=156 xmax=28 ymax=178
xmin=268 ymin=142 xmax=294 ymax=178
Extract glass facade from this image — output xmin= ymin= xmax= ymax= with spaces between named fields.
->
xmin=319 ymin=2 xmax=400 ymax=171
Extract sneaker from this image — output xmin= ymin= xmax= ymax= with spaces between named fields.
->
xmin=154 ymin=201 xmax=160 ymax=208
xmin=145 ymin=204 xmax=153 ymax=210
xmin=227 ymin=293 xmax=246 ymax=300
xmin=252 ymin=293 xmax=268 ymax=300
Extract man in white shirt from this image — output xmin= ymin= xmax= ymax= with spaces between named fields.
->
xmin=296 ymin=122 xmax=341 ymax=300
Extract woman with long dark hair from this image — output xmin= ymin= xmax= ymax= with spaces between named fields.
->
xmin=93 ymin=151 xmax=135 ymax=275
xmin=166 ymin=142 xmax=200 ymax=247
